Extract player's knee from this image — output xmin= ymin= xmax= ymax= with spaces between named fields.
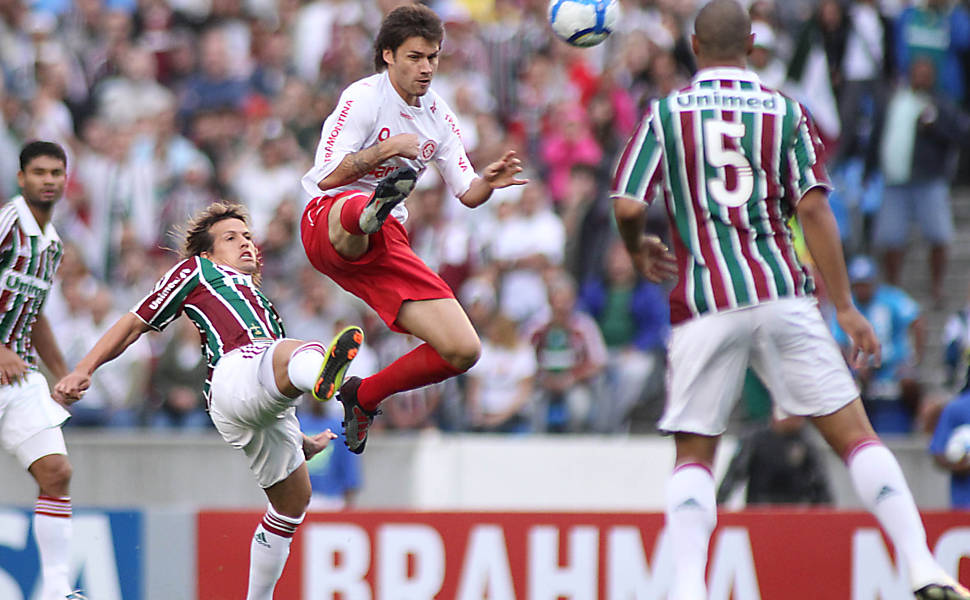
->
xmin=450 ymin=337 xmax=482 ymax=372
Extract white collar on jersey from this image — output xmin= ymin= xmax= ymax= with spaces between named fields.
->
xmin=12 ymin=195 xmax=60 ymax=249
xmin=692 ymin=66 xmax=763 ymax=86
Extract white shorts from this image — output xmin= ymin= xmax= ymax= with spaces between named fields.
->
xmin=0 ymin=371 xmax=70 ymax=468
xmin=207 ymin=341 xmax=305 ymax=489
xmin=660 ymin=297 xmax=859 ymax=435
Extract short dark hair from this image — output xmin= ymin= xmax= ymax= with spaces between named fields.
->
xmin=19 ymin=141 xmax=67 ymax=172
xmin=373 ymin=4 xmax=444 ymax=71
xmin=181 ymin=201 xmax=250 ymax=258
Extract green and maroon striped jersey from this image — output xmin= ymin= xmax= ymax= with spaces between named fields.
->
xmin=132 ymin=256 xmax=285 ymax=401
xmin=0 ymin=197 xmax=63 ymax=367
xmin=611 ymin=67 xmax=831 ymax=324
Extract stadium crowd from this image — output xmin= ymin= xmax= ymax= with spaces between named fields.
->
xmin=2 ymin=0 xmax=970 ymax=448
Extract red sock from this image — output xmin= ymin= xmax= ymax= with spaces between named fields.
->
xmin=339 ymin=192 xmax=371 ymax=235
xmin=357 ymin=343 xmax=463 ymax=411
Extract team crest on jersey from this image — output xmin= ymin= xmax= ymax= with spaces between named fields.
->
xmin=421 ymin=140 xmax=437 ymax=160
xmin=249 ymin=323 xmax=266 ymax=338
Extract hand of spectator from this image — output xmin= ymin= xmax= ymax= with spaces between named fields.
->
xmin=482 ymin=150 xmax=528 ymax=189
xmin=53 ymin=370 xmax=90 ymax=407
xmin=0 ymin=346 xmax=28 ymax=386
xmin=836 ymin=307 xmax=882 ymax=371
xmin=384 ymin=133 xmax=421 ymax=159
xmin=303 ymin=429 xmax=338 ymax=460
xmin=630 ymin=234 xmax=677 ymax=283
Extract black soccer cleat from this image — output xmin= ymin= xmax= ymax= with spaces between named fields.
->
xmin=359 ymin=167 xmax=417 ymax=234
xmin=337 ymin=376 xmax=379 ymax=454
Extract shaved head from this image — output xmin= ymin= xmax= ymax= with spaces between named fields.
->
xmin=693 ymin=0 xmax=752 ymax=64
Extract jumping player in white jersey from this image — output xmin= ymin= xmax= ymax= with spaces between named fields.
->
xmin=611 ymin=1 xmax=970 ymax=599
xmin=54 ymin=203 xmax=364 ymax=600
xmin=0 ymin=141 xmax=85 ymax=600
xmin=300 ymin=4 xmax=526 ymax=453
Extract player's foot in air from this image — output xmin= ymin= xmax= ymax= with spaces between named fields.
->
xmin=312 ymin=326 xmax=364 ymax=402
xmin=359 ymin=167 xmax=418 ymax=234
xmin=915 ymin=576 xmax=970 ymax=600
xmin=337 ymin=376 xmax=377 ymax=454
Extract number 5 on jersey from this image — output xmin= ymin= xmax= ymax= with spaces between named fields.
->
xmin=703 ymin=119 xmax=754 ymax=208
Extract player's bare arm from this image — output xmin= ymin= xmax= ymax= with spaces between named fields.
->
xmin=315 ymin=133 xmax=420 ymax=191
xmin=458 ymin=150 xmax=528 ymax=208
xmin=0 ymin=345 xmax=28 ymax=386
xmin=797 ymin=187 xmax=881 ymax=369
xmin=54 ymin=312 xmax=151 ymax=403
xmin=613 ymin=195 xmax=677 ymax=282
xmin=31 ymin=314 xmax=67 ymax=381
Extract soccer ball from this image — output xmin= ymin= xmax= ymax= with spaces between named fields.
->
xmin=548 ymin=0 xmax=620 ymax=48
xmin=944 ymin=424 xmax=970 ymax=463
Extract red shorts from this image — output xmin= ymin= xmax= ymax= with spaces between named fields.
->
xmin=300 ymin=191 xmax=455 ymax=333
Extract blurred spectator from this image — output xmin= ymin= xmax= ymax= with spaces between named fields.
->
xmin=465 ymin=313 xmax=537 ymax=433
xmin=748 ymin=21 xmax=786 ymax=89
xmin=527 ymin=271 xmax=607 ymax=433
xmin=943 ymin=282 xmax=970 ymax=394
xmin=717 ymin=415 xmax=833 ymax=507
xmin=786 ymin=0 xmax=843 ymax=147
xmin=874 ymin=59 xmax=970 ymax=308
xmin=178 ymin=27 xmax=251 ymax=120
xmin=146 ymin=317 xmax=209 ymax=428
xmin=928 ymin=392 xmax=970 ymax=509
xmin=895 ymin=0 xmax=970 ymax=105
xmin=300 ymin=396 xmax=363 ymax=510
xmin=579 ymin=240 xmax=669 ymax=433
xmin=561 ymin=162 xmax=612 ymax=285
xmin=832 ymin=255 xmax=924 ymax=434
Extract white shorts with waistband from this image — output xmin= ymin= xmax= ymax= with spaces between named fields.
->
xmin=660 ymin=296 xmax=859 ymax=436
xmin=207 ymin=341 xmax=305 ymax=488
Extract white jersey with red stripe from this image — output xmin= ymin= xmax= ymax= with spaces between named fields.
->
xmin=301 ymin=71 xmax=477 ymax=224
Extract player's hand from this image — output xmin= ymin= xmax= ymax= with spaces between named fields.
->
xmin=630 ymin=234 xmax=677 ymax=283
xmin=384 ymin=133 xmax=420 ymax=160
xmin=483 ymin=150 xmax=528 ymax=189
xmin=836 ymin=307 xmax=882 ymax=370
xmin=303 ymin=429 xmax=338 ymax=460
xmin=53 ymin=371 xmax=91 ymax=406
xmin=0 ymin=346 xmax=29 ymax=386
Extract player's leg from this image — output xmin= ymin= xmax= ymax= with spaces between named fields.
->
xmin=661 ymin=310 xmax=751 ymax=600
xmin=813 ymin=401 xmax=970 ymax=598
xmin=326 ymin=168 xmax=418 ymax=260
xmin=269 ymin=328 xmax=363 ymax=402
xmin=246 ymin=464 xmax=312 ymax=600
xmin=667 ymin=433 xmax=720 ymax=600
xmin=336 ymin=298 xmax=479 ymax=454
xmin=24 ymin=437 xmax=75 ymax=600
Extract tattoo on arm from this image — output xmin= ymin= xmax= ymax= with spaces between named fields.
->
xmin=344 ymin=143 xmax=384 ymax=180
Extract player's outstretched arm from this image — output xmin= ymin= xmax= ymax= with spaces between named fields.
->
xmin=31 ymin=314 xmax=67 ymax=380
xmin=314 ymin=134 xmax=420 ymax=192
xmin=53 ymin=312 xmax=151 ymax=404
xmin=458 ymin=150 xmax=528 ymax=208
xmin=797 ymin=188 xmax=881 ymax=370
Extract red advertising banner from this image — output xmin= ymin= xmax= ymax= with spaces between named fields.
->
xmin=197 ymin=510 xmax=970 ymax=599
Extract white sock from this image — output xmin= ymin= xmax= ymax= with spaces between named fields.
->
xmin=846 ymin=442 xmax=942 ymax=589
xmin=34 ymin=496 xmax=73 ymax=599
xmin=665 ymin=464 xmax=716 ymax=600
xmin=286 ymin=342 xmax=326 ymax=393
xmin=247 ymin=506 xmax=304 ymax=600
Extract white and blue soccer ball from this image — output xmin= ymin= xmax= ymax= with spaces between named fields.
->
xmin=548 ymin=0 xmax=620 ymax=48
xmin=944 ymin=424 xmax=970 ymax=463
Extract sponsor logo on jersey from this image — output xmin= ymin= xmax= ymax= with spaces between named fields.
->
xmin=399 ymin=111 xmax=415 ymax=121
xmin=148 ymin=267 xmax=193 ymax=311
xmin=2 ymin=271 xmax=50 ymax=297
xmin=420 ymin=140 xmax=437 ymax=160
xmin=444 ymin=114 xmax=462 ymax=139
xmin=324 ymin=99 xmax=355 ymax=161
xmin=368 ymin=165 xmax=399 ymax=179
xmin=672 ymin=89 xmax=781 ymax=113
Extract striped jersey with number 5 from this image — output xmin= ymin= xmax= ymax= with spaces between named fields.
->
xmin=611 ymin=67 xmax=831 ymax=325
